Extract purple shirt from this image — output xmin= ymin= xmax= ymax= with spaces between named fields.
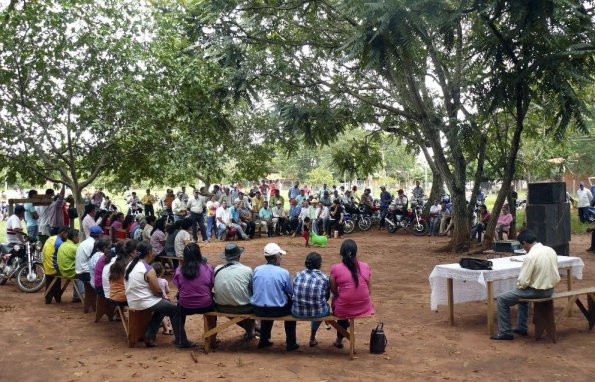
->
xmin=173 ymin=262 xmax=214 ymax=309
xmin=94 ymin=255 xmax=106 ymax=289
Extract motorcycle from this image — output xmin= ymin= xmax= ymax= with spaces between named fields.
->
xmin=342 ymin=212 xmax=356 ymax=234
xmin=383 ymin=201 xmax=429 ymax=236
xmin=0 ymin=235 xmax=46 ymax=293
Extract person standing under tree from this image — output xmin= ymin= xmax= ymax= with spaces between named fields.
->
xmin=576 ymin=181 xmax=593 ymax=223
xmin=141 ymin=189 xmax=156 ymax=217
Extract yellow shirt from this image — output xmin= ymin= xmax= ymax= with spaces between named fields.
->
xmin=141 ymin=194 xmax=155 ymax=205
xmin=252 ymin=197 xmax=265 ymax=212
xmin=42 ymin=235 xmax=58 ymax=275
xmin=517 ymin=243 xmax=561 ymax=290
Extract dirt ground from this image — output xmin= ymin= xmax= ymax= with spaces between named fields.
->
xmin=0 ymin=231 xmax=594 ymax=382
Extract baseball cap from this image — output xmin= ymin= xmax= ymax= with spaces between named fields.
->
xmin=264 ymin=243 xmax=286 ymax=257
xmin=89 ymin=225 xmax=103 ymax=236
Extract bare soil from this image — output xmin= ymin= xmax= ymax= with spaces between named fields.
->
xmin=1 ymin=231 xmax=594 ymax=382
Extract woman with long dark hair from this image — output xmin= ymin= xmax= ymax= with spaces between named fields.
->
xmin=150 ymin=217 xmax=167 ymax=257
xmin=89 ymin=237 xmax=112 ymax=297
xmin=124 ymin=241 xmax=185 ymax=348
xmin=329 ymin=239 xmax=374 ymax=348
xmin=107 ymin=240 xmax=137 ymax=306
xmin=172 ymin=243 xmax=216 ymax=347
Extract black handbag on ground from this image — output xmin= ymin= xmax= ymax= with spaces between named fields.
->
xmin=459 ymin=257 xmax=493 ymax=270
xmin=370 ymin=322 xmax=387 ymax=354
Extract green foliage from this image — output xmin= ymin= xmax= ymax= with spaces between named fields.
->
xmin=306 ymin=167 xmax=335 ymax=186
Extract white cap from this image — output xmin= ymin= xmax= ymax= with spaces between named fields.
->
xmin=264 ymin=243 xmax=286 ymax=257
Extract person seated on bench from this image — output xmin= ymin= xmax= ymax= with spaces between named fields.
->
xmin=75 ymin=225 xmax=103 ymax=287
xmin=88 ymin=237 xmax=112 ymax=297
xmin=495 ymin=205 xmax=513 ymax=240
xmin=42 ymin=226 xmax=69 ymax=304
xmin=150 ymin=217 xmax=167 ymax=258
xmin=108 ymin=240 xmax=137 ymax=307
xmin=125 ymin=241 xmax=184 ymax=348
xmin=291 ymin=252 xmax=330 ymax=347
xmin=102 ymin=242 xmax=123 ymax=301
xmin=491 ymin=229 xmax=561 ymax=340
xmin=470 ymin=204 xmax=490 ymax=243
xmin=56 ymin=228 xmax=83 ymax=302
xmin=330 ymin=239 xmax=374 ymax=349
xmin=213 ymin=243 xmax=257 ymax=339
xmin=250 ymin=243 xmax=299 ymax=351
xmin=173 ymin=243 xmax=216 ymax=348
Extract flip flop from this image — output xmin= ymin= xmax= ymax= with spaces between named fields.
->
xmin=309 ymin=339 xmax=318 ymax=347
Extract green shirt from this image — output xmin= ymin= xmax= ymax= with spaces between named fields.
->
xmin=270 ymin=195 xmax=285 ymax=208
xmin=57 ymin=239 xmax=78 ymax=279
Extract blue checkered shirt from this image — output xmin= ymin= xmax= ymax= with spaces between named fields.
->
xmin=291 ymin=269 xmax=330 ymax=318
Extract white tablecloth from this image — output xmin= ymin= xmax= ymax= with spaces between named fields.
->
xmin=429 ymin=256 xmax=584 ymax=310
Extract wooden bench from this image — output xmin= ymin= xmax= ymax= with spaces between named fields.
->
xmin=519 ymin=287 xmax=595 ymax=343
xmin=95 ymin=294 xmax=116 ymax=322
xmin=44 ymin=275 xmax=85 ymax=304
xmin=83 ymin=282 xmax=97 ymax=313
xmin=126 ymin=308 xmax=153 ymax=347
xmin=202 ymin=312 xmax=370 ymax=360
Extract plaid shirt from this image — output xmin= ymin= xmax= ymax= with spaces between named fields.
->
xmin=291 ymin=269 xmax=330 ymax=318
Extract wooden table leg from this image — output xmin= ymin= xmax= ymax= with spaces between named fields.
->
xmin=447 ymin=278 xmax=454 ymax=326
xmin=487 ymin=281 xmax=494 ymax=335
xmin=203 ymin=315 xmax=211 ymax=354
xmin=566 ymin=269 xmax=573 ymax=317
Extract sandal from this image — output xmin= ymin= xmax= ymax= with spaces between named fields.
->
xmin=309 ymin=339 xmax=318 ymax=347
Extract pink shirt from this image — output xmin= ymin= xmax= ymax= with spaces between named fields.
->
xmin=497 ymin=213 xmax=513 ymax=226
xmin=330 ymin=261 xmax=374 ymax=318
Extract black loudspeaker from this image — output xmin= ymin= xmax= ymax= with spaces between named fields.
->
xmin=527 ymin=182 xmax=566 ymax=204
xmin=526 ymin=203 xmax=571 ymax=254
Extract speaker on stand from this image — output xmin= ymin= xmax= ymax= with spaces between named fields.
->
xmin=526 ymin=182 xmax=571 ymax=256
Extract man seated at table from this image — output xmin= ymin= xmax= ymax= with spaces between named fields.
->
xmin=213 ymin=243 xmax=257 ymax=339
xmin=491 ymin=229 xmax=560 ymax=340
xmin=250 ymin=243 xmax=299 ymax=351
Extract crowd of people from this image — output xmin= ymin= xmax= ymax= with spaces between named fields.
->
xmin=40 ymin=220 xmax=374 ymax=350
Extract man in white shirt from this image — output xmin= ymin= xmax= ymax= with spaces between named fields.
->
xmin=428 ymin=199 xmax=441 ymax=236
xmin=187 ymin=189 xmax=207 ymax=242
xmin=271 ymin=201 xmax=286 ymax=235
xmin=81 ymin=204 xmax=102 ymax=239
xmin=316 ymin=201 xmax=330 ymax=236
xmin=75 ymin=225 xmax=102 ymax=284
xmin=6 ymin=205 xmax=25 ymax=244
xmin=576 ymin=181 xmax=593 ymax=223
xmin=216 ymin=200 xmax=232 ymax=240
xmin=172 ymin=192 xmax=187 ymax=222
xmin=491 ymin=230 xmax=561 ymax=340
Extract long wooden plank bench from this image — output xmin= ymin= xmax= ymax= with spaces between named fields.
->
xmin=202 ymin=312 xmax=371 ymax=360
xmin=44 ymin=275 xmax=85 ymax=304
xmin=519 ymin=286 xmax=595 ymax=343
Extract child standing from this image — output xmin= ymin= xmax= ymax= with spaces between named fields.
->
xmin=152 ymin=262 xmax=173 ymax=335
xmin=303 ymin=217 xmax=311 ymax=247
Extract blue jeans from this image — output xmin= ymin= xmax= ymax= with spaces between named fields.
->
xmin=206 ymin=216 xmax=217 ymax=240
xmin=26 ymin=225 xmax=39 ymax=238
xmin=190 ymin=212 xmax=206 ymax=241
xmin=292 ymin=304 xmax=330 ymax=330
xmin=429 ymin=216 xmax=440 ymax=236
xmin=496 ymin=287 xmax=554 ymax=336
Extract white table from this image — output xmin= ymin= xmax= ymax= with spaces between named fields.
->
xmin=428 ymin=256 xmax=585 ymax=334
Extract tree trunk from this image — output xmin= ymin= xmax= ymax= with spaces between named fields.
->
xmin=424 ymin=169 xmax=444 ymax=217
xmin=73 ymin=186 xmax=85 ymax=239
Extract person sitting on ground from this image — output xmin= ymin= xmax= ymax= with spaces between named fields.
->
xmin=172 ymin=243 xmax=217 ymax=348
xmin=291 ymin=252 xmax=330 ymax=347
xmin=88 ymin=237 xmax=112 ymax=297
xmin=330 ymin=239 xmax=374 ymax=349
xmin=471 ymin=204 xmax=491 ymax=243
xmin=152 ymin=262 xmax=173 ymax=335
xmin=107 ymin=240 xmax=137 ymax=307
xmin=250 ymin=243 xmax=299 ymax=351
xmin=428 ymin=199 xmax=441 ymax=236
xmin=491 ymin=229 xmax=561 ymax=340
xmin=124 ymin=241 xmax=184 ymax=348
xmin=495 ymin=205 xmax=513 ymax=240
xmin=213 ymin=243 xmax=257 ymax=339
xmin=56 ymin=228 xmax=83 ymax=302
